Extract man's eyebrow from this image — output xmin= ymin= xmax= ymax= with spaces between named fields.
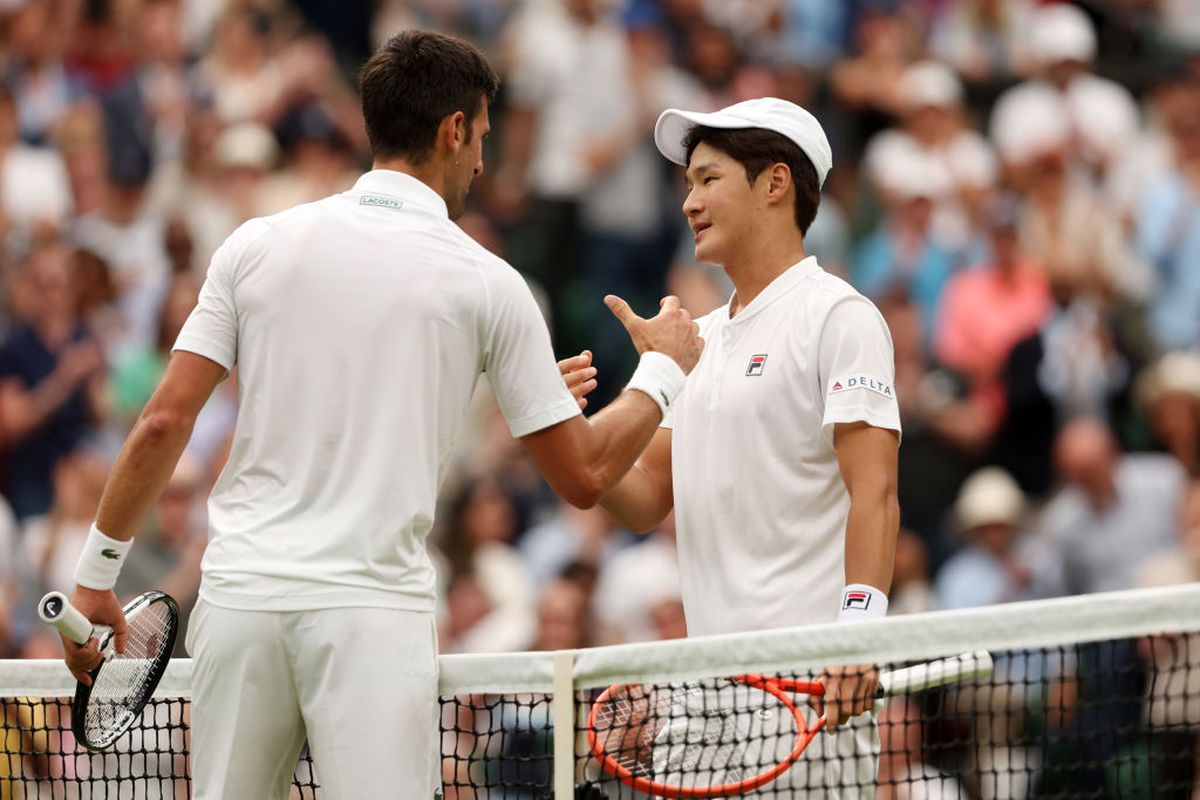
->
xmin=685 ymin=162 xmax=718 ymax=181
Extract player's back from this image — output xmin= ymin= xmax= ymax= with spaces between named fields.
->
xmin=183 ymin=172 xmax=506 ymax=613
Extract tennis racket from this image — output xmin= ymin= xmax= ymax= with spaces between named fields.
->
xmin=38 ymin=590 xmax=180 ymax=752
xmin=586 ymin=650 xmax=993 ymax=799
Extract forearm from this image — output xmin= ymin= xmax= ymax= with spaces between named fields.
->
xmin=843 ymin=486 xmax=900 ymax=593
xmin=600 ymin=458 xmax=672 ymax=533
xmin=93 ymin=410 xmax=196 ymax=541
xmin=576 ymin=390 xmax=662 ymax=501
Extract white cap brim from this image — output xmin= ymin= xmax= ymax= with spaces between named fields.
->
xmin=655 ymin=108 xmax=739 ymax=166
xmin=653 ymin=97 xmax=833 ymax=187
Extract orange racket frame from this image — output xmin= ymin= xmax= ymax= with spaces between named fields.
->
xmin=586 ymin=674 xmax=827 ymax=800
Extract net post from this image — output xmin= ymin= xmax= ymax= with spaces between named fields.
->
xmin=552 ymin=649 xmax=577 ymax=800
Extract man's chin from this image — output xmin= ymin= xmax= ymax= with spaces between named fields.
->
xmin=692 ymin=243 xmax=723 ymax=267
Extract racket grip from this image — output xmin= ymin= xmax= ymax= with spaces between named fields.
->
xmin=877 ymin=650 xmax=994 ymax=697
xmin=38 ymin=592 xmax=94 ymax=644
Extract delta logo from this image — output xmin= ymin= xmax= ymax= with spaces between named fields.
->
xmin=745 ymin=354 xmax=768 ymax=377
xmin=829 ymin=375 xmax=894 ymax=398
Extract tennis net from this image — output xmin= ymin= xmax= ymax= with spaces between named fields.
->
xmin=2 ymin=584 xmax=1199 ymax=798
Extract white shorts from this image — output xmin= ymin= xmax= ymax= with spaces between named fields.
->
xmin=186 ymin=598 xmax=439 ymax=800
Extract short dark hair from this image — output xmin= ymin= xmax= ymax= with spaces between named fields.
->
xmin=682 ymin=126 xmax=821 ymax=235
xmin=359 ymin=30 xmax=500 ymax=163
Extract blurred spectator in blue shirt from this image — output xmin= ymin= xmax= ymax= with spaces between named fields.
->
xmin=0 ymin=240 xmax=106 ymax=520
xmin=1135 ymin=109 xmax=1200 ymax=352
xmin=852 ymin=158 xmax=957 ymax=342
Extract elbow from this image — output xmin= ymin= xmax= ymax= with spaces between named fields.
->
xmin=623 ymin=516 xmax=661 ymax=536
xmin=137 ymin=409 xmax=192 ymax=444
xmin=561 ymin=475 xmax=604 ymax=510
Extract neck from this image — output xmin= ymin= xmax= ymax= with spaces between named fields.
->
xmin=724 ymin=227 xmax=807 ymax=317
xmin=372 ymin=157 xmax=445 ymax=199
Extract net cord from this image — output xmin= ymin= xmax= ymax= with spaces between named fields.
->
xmin=3 ymin=584 xmax=1199 ymax=698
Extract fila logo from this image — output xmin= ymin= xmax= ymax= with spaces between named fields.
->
xmin=843 ymin=591 xmax=871 ymax=611
xmin=829 ymin=375 xmax=894 ymax=398
xmin=746 ymin=354 xmax=767 ymax=377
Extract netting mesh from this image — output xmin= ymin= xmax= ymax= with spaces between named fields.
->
xmin=2 ymin=589 xmax=1199 ymax=798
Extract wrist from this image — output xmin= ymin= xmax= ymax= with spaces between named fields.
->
xmin=624 ymin=351 xmax=686 ymax=418
xmin=839 ymin=583 xmax=888 ymax=621
xmin=73 ymin=523 xmax=133 ymax=591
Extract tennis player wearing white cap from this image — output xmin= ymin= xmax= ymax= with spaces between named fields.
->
xmin=570 ymin=97 xmax=901 ymax=796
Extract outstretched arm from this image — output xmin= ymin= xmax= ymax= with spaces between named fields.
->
xmin=63 ymin=351 xmax=225 ymax=682
xmin=520 ymin=295 xmax=700 ymax=510
xmin=555 ymin=351 xmax=674 ymax=531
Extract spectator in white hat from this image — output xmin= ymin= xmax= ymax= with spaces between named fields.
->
xmin=935 ymin=466 xmax=1035 ymax=610
xmin=863 ymin=60 xmax=998 ymax=252
xmin=1135 ymin=351 xmax=1200 ymax=475
xmin=989 ymin=3 xmax=1139 ymax=183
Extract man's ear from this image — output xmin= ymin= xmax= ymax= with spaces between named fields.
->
xmin=763 ymin=163 xmax=793 ymax=207
xmin=439 ymin=110 xmax=468 ymax=156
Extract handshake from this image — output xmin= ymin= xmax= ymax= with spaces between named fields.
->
xmin=559 ymin=294 xmax=705 ymax=411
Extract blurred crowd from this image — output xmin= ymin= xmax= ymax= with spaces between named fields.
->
xmin=0 ymin=0 xmax=1196 ymax=702
xmin=0 ymin=0 xmax=1198 ymax=795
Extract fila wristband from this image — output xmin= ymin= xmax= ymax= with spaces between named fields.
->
xmin=73 ymin=523 xmax=133 ymax=591
xmin=839 ymin=583 xmax=888 ymax=621
xmin=625 ymin=351 xmax=686 ymax=419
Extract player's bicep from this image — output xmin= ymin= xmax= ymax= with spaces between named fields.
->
xmin=142 ymin=351 xmax=228 ymax=423
xmin=484 ymin=271 xmax=580 ymax=438
xmin=833 ymin=421 xmax=898 ymax=499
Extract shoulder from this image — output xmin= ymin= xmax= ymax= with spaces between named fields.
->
xmin=1122 ymin=453 xmax=1187 ymax=489
xmin=943 ymin=265 xmax=986 ymax=295
xmin=1073 ymin=73 xmax=1137 ymax=108
xmin=808 ymin=269 xmax=887 ymax=328
xmin=215 ymin=212 xmax=288 ymax=259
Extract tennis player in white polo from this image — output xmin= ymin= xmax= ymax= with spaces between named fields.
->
xmin=567 ymin=98 xmax=901 ymax=796
xmin=55 ymin=30 xmax=702 ymax=800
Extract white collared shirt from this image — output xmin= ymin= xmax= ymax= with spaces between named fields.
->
xmin=174 ymin=170 xmax=580 ymax=612
xmin=666 ymin=257 xmax=901 ymax=635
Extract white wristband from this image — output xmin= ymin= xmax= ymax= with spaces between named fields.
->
xmin=625 ymin=351 xmax=686 ymax=418
xmin=839 ymin=584 xmax=888 ymax=621
xmin=73 ymin=523 xmax=133 ymax=591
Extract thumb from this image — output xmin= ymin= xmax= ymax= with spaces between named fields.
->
xmin=604 ymin=295 xmax=640 ymax=329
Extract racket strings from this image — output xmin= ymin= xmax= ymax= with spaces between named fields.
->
xmin=80 ymin=601 xmax=173 ymax=744
xmin=593 ymin=679 xmax=800 ymax=783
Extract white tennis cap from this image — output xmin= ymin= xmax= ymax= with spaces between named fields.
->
xmin=1032 ymin=3 xmax=1096 ymax=64
xmin=654 ymin=97 xmax=833 ymax=187
xmin=902 ymin=61 xmax=963 ymax=109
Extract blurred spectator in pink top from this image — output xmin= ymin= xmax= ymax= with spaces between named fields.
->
xmin=935 ymin=197 xmax=1052 ymax=426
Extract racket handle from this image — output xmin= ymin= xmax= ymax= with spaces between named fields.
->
xmin=877 ymin=650 xmax=994 ymax=697
xmin=38 ymin=592 xmax=94 ymax=645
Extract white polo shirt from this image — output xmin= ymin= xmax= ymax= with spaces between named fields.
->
xmin=667 ymin=257 xmax=901 ymax=636
xmin=173 ymin=170 xmax=580 ymax=612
